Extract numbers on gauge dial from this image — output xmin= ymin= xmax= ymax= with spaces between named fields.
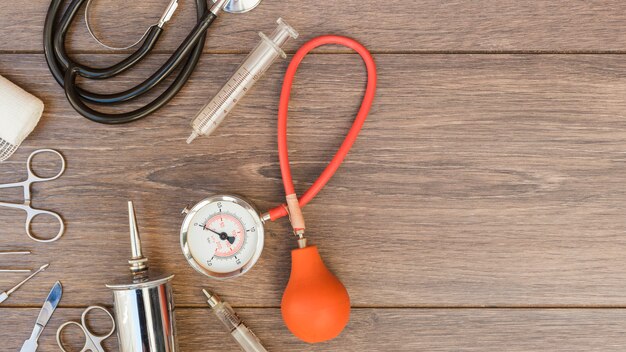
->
xmin=202 ymin=213 xmax=245 ymax=256
xmin=187 ymin=200 xmax=259 ymax=274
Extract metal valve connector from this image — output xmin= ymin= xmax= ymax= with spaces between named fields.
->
xmin=296 ymin=231 xmax=307 ymax=249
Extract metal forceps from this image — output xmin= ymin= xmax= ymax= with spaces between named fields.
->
xmin=56 ymin=306 xmax=116 ymax=352
xmin=0 ymin=149 xmax=66 ymax=242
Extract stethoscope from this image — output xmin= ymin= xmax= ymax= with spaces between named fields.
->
xmin=43 ymin=0 xmax=261 ymax=124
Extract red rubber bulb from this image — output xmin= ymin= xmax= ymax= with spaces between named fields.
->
xmin=281 ymin=245 xmax=351 ymax=343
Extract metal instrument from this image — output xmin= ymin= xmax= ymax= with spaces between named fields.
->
xmin=180 ymin=195 xmax=265 ymax=279
xmin=0 ymin=268 xmax=30 ymax=273
xmin=222 ymin=0 xmax=263 ymax=13
xmin=0 ymin=250 xmax=33 ymax=273
xmin=203 ymin=289 xmax=268 ymax=352
xmin=0 ymin=149 xmax=66 ymax=242
xmin=0 ymin=263 xmax=49 ymax=303
xmin=186 ymin=18 xmax=298 ymax=143
xmin=20 ymin=281 xmax=63 ymax=352
xmin=0 ymin=250 xmax=30 ymax=255
xmin=56 ymin=306 xmax=116 ymax=352
xmin=106 ymin=201 xmax=178 ymax=352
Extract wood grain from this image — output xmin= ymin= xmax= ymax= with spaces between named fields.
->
xmin=4 ymin=0 xmax=626 ymax=53
xmin=2 ymin=53 xmax=626 ymax=308
xmin=4 ymin=307 xmax=626 ymax=351
xmin=3 ymin=0 xmax=626 ymax=350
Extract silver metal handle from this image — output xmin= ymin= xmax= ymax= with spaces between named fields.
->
xmin=81 ymin=306 xmax=116 ymax=340
xmin=24 ymin=208 xmax=65 ymax=242
xmin=21 ymin=324 xmax=43 ymax=352
xmin=56 ymin=306 xmax=115 ymax=352
xmin=19 ymin=337 xmax=38 ymax=352
xmin=25 ymin=149 xmax=66 ymax=182
xmin=56 ymin=321 xmax=89 ymax=352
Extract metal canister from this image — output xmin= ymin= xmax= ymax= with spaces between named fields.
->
xmin=106 ymin=201 xmax=179 ymax=352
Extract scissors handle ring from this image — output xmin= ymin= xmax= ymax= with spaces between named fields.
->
xmin=56 ymin=321 xmax=89 ymax=352
xmin=56 ymin=306 xmax=115 ymax=352
xmin=26 ymin=149 xmax=66 ymax=182
xmin=81 ymin=305 xmax=116 ymax=339
xmin=25 ymin=208 xmax=64 ymax=242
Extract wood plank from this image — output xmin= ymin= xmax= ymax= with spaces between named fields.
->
xmin=4 ymin=307 xmax=626 ymax=351
xmin=3 ymin=53 xmax=626 ymax=308
xmin=4 ymin=0 xmax=626 ymax=52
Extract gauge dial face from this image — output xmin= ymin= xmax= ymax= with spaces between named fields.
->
xmin=181 ymin=195 xmax=264 ymax=279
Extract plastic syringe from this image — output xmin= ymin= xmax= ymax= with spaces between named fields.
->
xmin=187 ymin=18 xmax=298 ymax=143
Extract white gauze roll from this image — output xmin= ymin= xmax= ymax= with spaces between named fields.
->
xmin=0 ymin=75 xmax=44 ymax=161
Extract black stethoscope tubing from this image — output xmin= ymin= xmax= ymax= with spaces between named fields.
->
xmin=44 ymin=0 xmax=223 ymax=124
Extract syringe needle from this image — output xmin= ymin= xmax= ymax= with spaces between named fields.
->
xmin=186 ymin=132 xmax=198 ymax=144
xmin=202 ymin=289 xmax=268 ymax=352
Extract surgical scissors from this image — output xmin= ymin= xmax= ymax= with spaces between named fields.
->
xmin=56 ymin=306 xmax=116 ymax=352
xmin=0 ymin=149 xmax=66 ymax=242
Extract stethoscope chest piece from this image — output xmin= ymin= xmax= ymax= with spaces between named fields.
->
xmin=180 ymin=195 xmax=265 ymax=279
xmin=220 ymin=0 xmax=262 ymax=13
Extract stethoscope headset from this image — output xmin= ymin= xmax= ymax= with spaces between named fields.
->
xmin=43 ymin=0 xmax=260 ymax=124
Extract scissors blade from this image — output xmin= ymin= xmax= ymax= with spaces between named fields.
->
xmin=20 ymin=281 xmax=62 ymax=352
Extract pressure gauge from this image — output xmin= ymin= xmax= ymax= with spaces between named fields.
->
xmin=180 ymin=195 xmax=264 ymax=279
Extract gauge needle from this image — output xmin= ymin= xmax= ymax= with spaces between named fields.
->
xmin=202 ymin=225 xmax=221 ymax=236
xmin=202 ymin=225 xmax=236 ymax=244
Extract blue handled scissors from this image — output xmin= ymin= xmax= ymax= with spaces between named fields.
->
xmin=0 ymin=149 xmax=66 ymax=242
xmin=56 ymin=306 xmax=116 ymax=352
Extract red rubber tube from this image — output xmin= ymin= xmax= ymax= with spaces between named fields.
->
xmin=266 ymin=35 xmax=377 ymax=224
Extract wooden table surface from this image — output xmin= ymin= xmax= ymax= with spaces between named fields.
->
xmin=3 ymin=0 xmax=626 ymax=351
